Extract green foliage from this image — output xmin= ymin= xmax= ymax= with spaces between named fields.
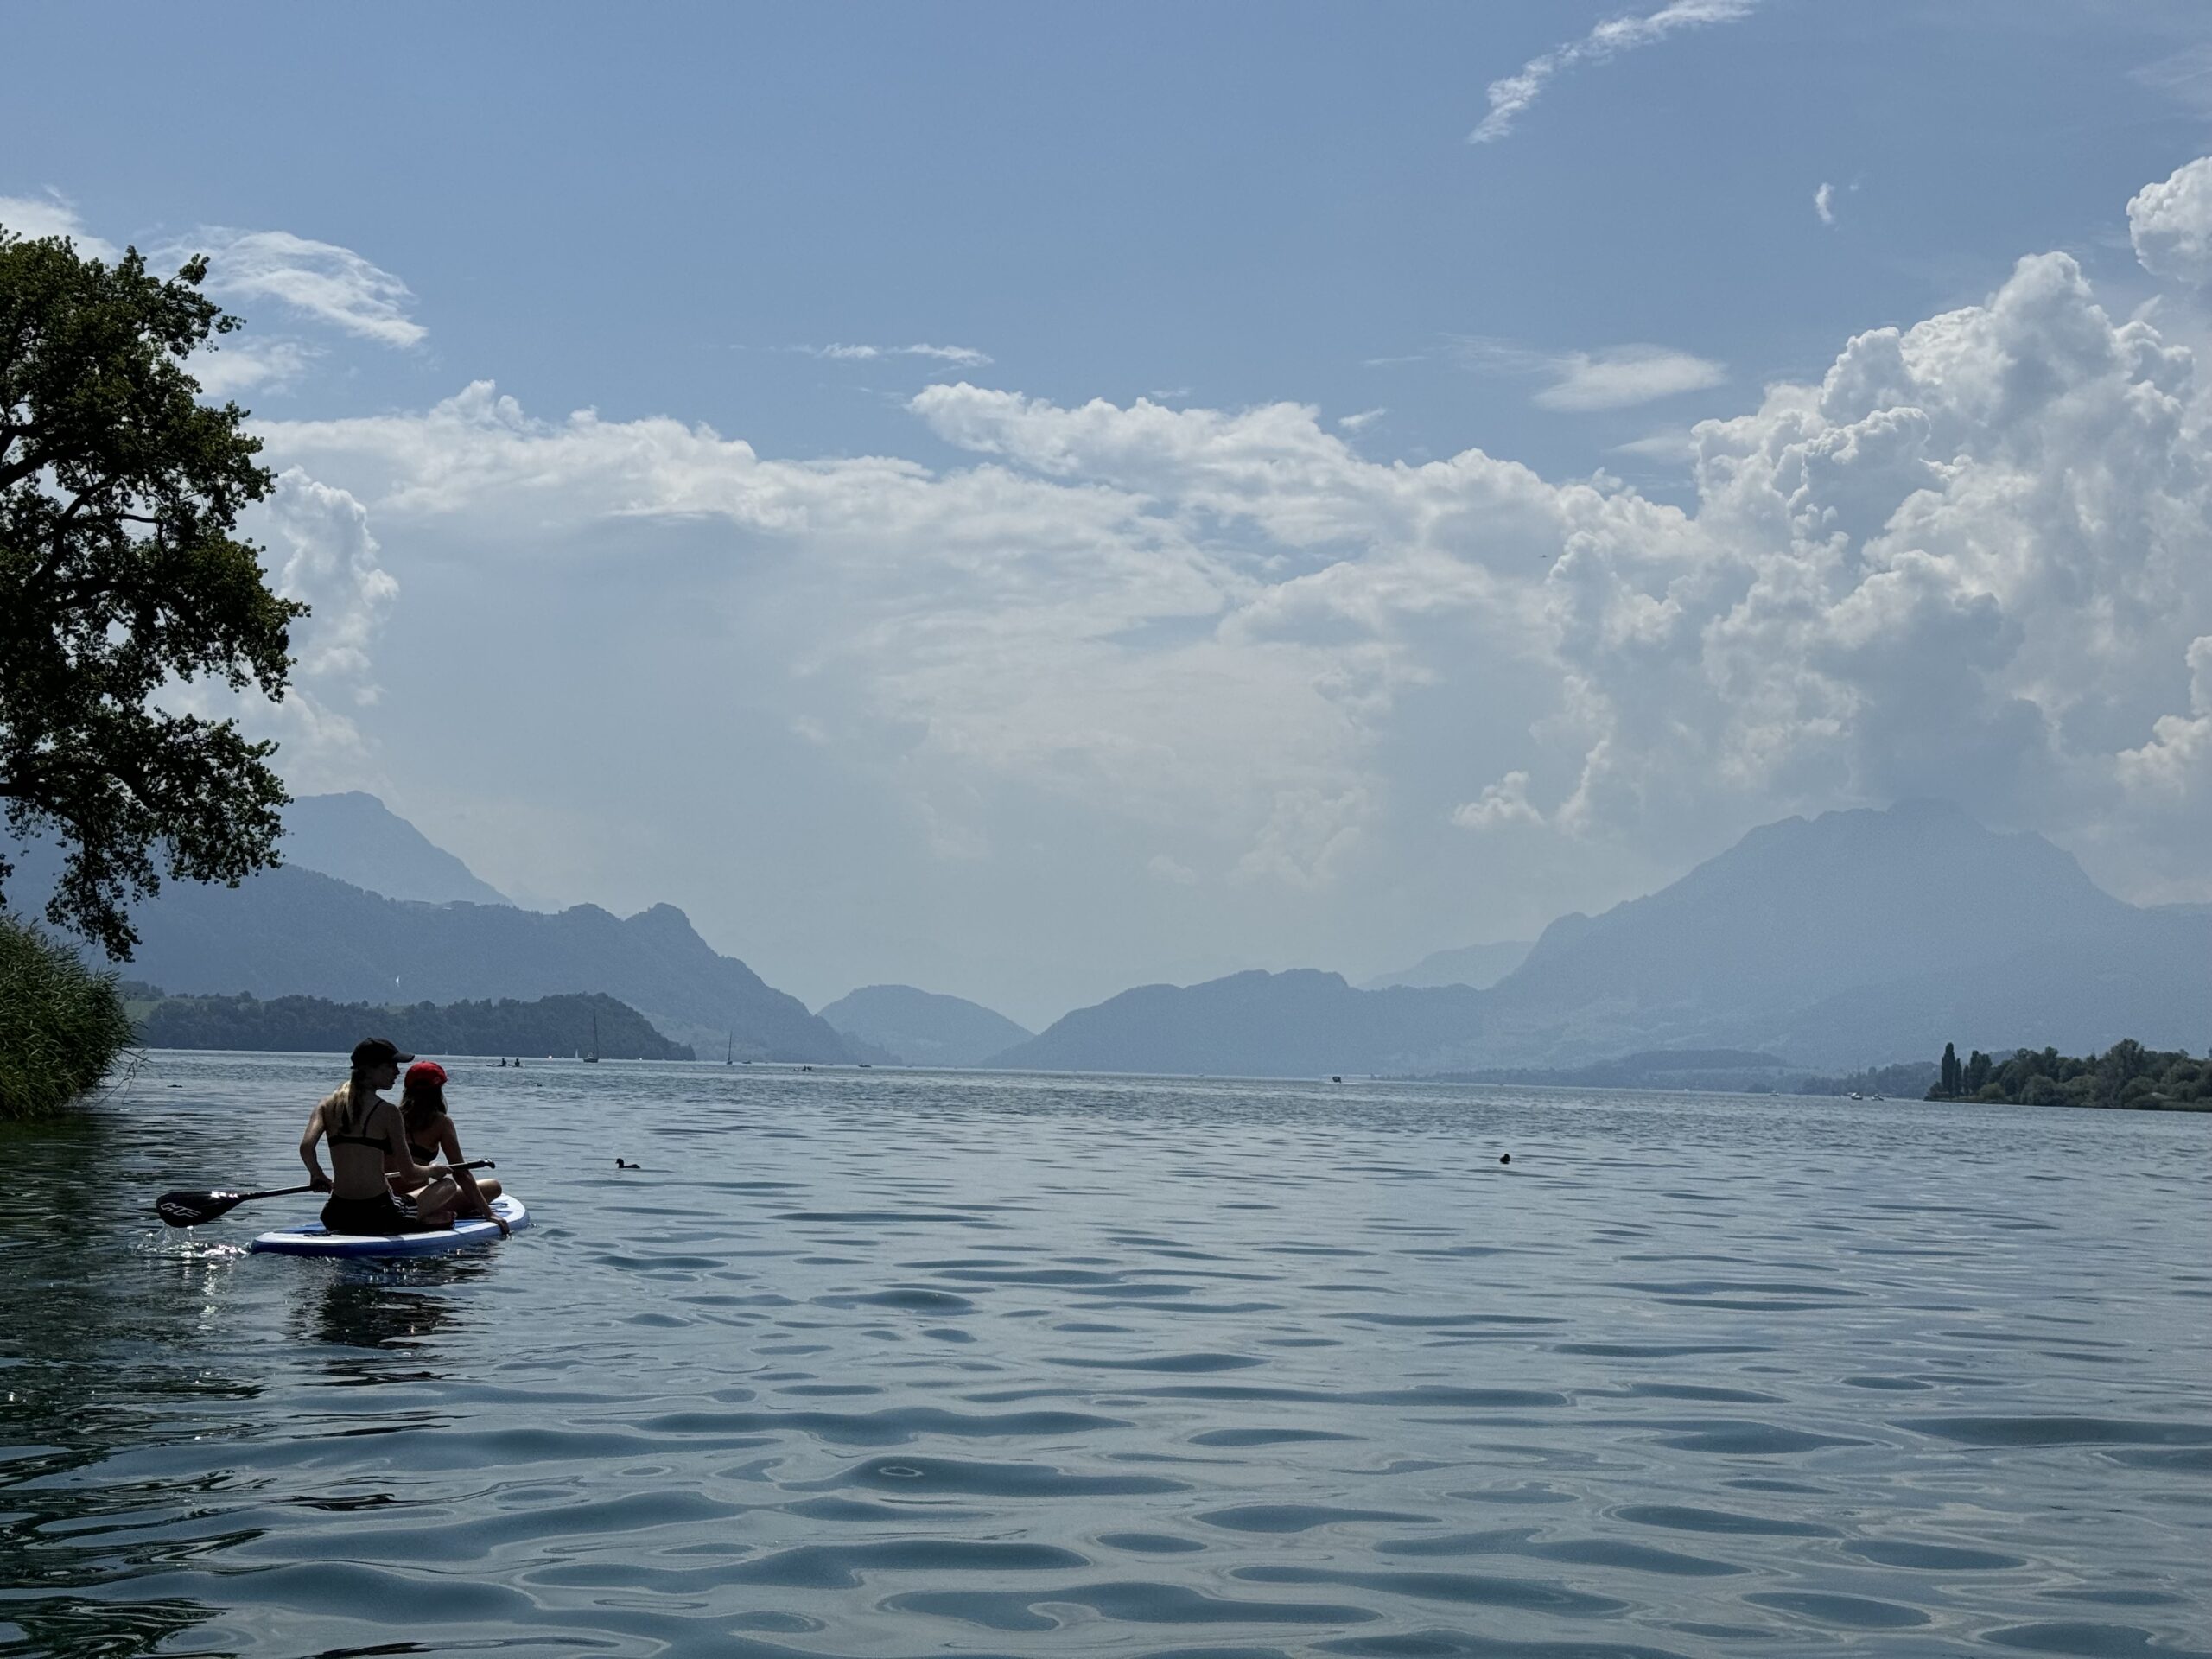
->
xmin=0 ymin=912 xmax=135 ymax=1117
xmin=1926 ymin=1039 xmax=2209 ymax=1109
xmin=1963 ymin=1047 xmax=1993 ymax=1095
xmin=0 ymin=225 xmax=303 ymax=959
xmin=137 ymin=988 xmax=695 ymax=1061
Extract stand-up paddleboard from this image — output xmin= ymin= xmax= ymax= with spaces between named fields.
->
xmin=251 ymin=1195 xmax=528 ymax=1258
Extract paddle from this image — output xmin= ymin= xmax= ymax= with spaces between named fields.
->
xmin=155 ymin=1160 xmax=497 ymax=1228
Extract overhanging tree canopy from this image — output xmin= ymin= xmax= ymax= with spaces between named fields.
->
xmin=0 ymin=227 xmax=305 ymax=959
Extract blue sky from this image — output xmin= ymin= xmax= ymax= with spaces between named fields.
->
xmin=8 ymin=2 xmax=2212 ymax=1023
xmin=13 ymin=3 xmax=2196 ymax=474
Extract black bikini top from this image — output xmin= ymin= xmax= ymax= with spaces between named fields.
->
xmin=327 ymin=1091 xmax=395 ymax=1154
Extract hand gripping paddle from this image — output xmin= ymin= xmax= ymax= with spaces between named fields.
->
xmin=155 ymin=1160 xmax=496 ymax=1227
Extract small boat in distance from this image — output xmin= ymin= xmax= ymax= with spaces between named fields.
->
xmin=583 ymin=1012 xmax=601 ymax=1063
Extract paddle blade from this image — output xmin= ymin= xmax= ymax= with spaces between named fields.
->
xmin=156 ymin=1191 xmax=241 ymax=1227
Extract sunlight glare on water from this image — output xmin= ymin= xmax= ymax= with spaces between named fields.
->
xmin=1 ymin=1052 xmax=2207 ymax=1657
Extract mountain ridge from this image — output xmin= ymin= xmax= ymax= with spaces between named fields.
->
xmin=1363 ymin=940 xmax=1534 ymax=991
xmin=817 ymin=984 xmax=1033 ymax=1068
xmin=993 ymin=803 xmax=2209 ymax=1077
xmin=282 ymin=791 xmax=511 ymax=906
xmin=3 ymin=835 xmax=852 ymax=1063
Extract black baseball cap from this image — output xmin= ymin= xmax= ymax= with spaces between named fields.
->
xmin=351 ymin=1037 xmax=415 ymax=1069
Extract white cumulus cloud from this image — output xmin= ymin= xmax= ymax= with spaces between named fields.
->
xmin=1453 ymin=770 xmax=1545 ymax=830
xmin=0 ymin=191 xmax=120 ymax=260
xmin=1815 ymin=181 xmax=1836 ymax=225
xmin=243 ymin=159 xmax=2212 ymax=918
xmin=160 ymin=472 xmax=401 ymax=791
xmin=2130 ymin=155 xmax=2212 ymax=286
xmin=188 ymin=336 xmax=319 ymax=398
xmin=2119 ymin=635 xmax=2212 ymax=801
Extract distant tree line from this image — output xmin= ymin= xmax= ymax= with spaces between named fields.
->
xmin=1789 ymin=1059 xmax=1939 ymax=1097
xmin=130 ymin=987 xmax=694 ymax=1061
xmin=1929 ymin=1039 xmax=2209 ymax=1110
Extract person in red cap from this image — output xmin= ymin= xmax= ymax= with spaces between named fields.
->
xmin=300 ymin=1038 xmax=459 ymax=1235
xmin=394 ymin=1060 xmax=506 ymax=1234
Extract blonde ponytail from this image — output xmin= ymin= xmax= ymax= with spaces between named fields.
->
xmin=330 ymin=1073 xmax=375 ymax=1137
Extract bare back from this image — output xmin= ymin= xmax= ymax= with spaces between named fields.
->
xmin=313 ymin=1085 xmax=407 ymax=1199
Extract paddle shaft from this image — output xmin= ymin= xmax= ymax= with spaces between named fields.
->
xmin=156 ymin=1160 xmax=496 ymax=1226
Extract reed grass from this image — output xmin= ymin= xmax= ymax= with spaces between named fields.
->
xmin=0 ymin=913 xmax=136 ymax=1119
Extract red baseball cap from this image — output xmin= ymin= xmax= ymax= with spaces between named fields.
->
xmin=406 ymin=1060 xmax=448 ymax=1088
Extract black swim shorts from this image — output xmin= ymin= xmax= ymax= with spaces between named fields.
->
xmin=319 ymin=1192 xmax=447 ymax=1236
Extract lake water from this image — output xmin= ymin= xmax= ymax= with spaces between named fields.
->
xmin=3 ymin=1052 xmax=2208 ymax=1658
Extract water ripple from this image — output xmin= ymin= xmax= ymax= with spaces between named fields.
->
xmin=1 ymin=1055 xmax=2205 ymax=1658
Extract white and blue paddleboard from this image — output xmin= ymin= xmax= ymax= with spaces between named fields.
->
xmin=251 ymin=1195 xmax=528 ymax=1258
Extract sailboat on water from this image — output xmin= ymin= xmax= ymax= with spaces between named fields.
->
xmin=583 ymin=1011 xmax=601 ymax=1063
xmin=725 ymin=1032 xmax=734 ymax=1065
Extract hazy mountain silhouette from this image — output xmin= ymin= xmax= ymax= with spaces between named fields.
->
xmin=995 ymin=803 xmax=2210 ymax=1077
xmin=1475 ymin=798 xmax=2205 ymax=1067
xmin=1710 ymin=916 xmax=2212 ymax=1069
xmin=991 ymin=969 xmax=1486 ymax=1077
xmin=112 ymin=868 xmax=851 ymax=1061
xmin=1363 ymin=939 xmax=1533 ymax=990
xmin=283 ymin=791 xmax=511 ymax=906
xmin=817 ymin=984 xmax=1033 ymax=1068
xmin=4 ymin=832 xmax=849 ymax=1063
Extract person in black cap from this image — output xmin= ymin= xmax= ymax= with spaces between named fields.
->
xmin=298 ymin=1037 xmax=459 ymax=1236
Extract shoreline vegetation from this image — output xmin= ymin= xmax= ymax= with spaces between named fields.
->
xmin=1419 ymin=1050 xmax=1942 ymax=1097
xmin=124 ymin=985 xmax=694 ymax=1062
xmin=1417 ymin=1043 xmax=2210 ymax=1110
xmin=1929 ymin=1039 xmax=2209 ymax=1110
xmin=0 ymin=915 xmax=134 ymax=1119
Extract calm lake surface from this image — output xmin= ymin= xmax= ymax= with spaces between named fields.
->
xmin=3 ymin=1052 xmax=2208 ymax=1658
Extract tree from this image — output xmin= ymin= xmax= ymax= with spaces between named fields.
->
xmin=1939 ymin=1041 xmax=1961 ymax=1098
xmin=0 ymin=227 xmax=304 ymax=959
xmin=1965 ymin=1048 xmax=1993 ymax=1095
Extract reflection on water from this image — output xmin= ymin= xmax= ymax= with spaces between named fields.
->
xmin=1 ymin=1052 xmax=2208 ymax=1658
xmin=301 ymin=1268 xmax=477 ymax=1358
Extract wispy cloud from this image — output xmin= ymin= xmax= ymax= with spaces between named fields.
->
xmin=1337 ymin=407 xmax=1388 ymax=432
xmin=1536 ymin=347 xmax=1724 ymax=410
xmin=804 ymin=341 xmax=993 ymax=367
xmin=0 ymin=190 xmax=120 ymax=260
xmin=1611 ymin=427 xmax=1697 ymax=462
xmin=1815 ymin=181 xmax=1836 ymax=225
xmin=169 ymin=228 xmax=426 ymax=346
xmin=2133 ymin=41 xmax=2212 ymax=116
xmin=1470 ymin=0 xmax=1761 ymax=145
xmin=1456 ymin=337 xmax=1726 ymax=411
